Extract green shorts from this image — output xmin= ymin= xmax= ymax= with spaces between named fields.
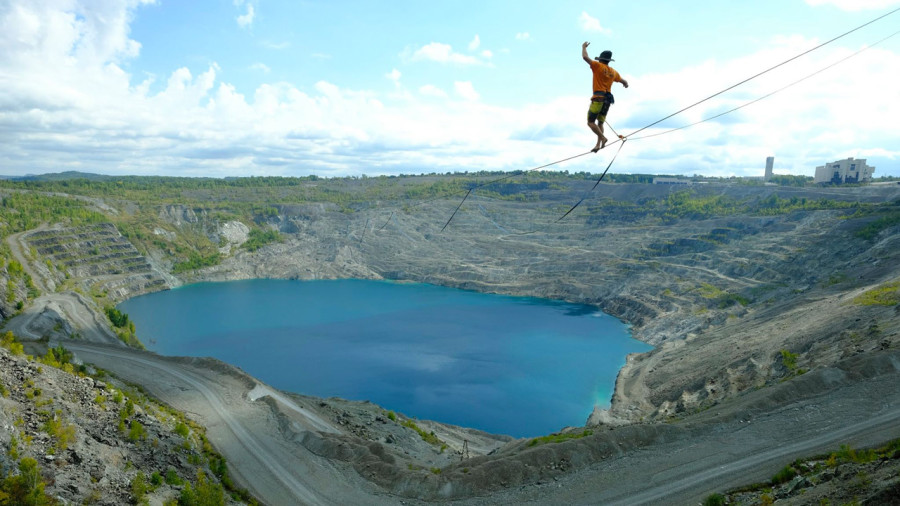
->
xmin=588 ymin=100 xmax=611 ymax=124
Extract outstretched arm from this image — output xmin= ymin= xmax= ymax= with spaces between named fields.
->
xmin=620 ymin=78 xmax=629 ymax=88
xmin=582 ymin=41 xmax=592 ymax=64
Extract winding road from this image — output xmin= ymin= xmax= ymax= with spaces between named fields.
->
xmin=63 ymin=339 xmax=900 ymax=506
xmin=64 ymin=341 xmax=391 ymax=506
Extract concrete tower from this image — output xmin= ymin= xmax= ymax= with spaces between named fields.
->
xmin=765 ymin=156 xmax=774 ymax=181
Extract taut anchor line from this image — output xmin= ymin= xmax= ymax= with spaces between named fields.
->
xmin=436 ymin=5 xmax=899 ymax=232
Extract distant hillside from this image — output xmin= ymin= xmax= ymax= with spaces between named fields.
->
xmin=1 ymin=171 xmax=112 ymax=182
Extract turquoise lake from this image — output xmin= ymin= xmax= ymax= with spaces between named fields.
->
xmin=118 ymin=279 xmax=651 ymax=437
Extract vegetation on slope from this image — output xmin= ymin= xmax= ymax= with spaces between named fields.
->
xmin=0 ymin=331 xmax=258 ymax=505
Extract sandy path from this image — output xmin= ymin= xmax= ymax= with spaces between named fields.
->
xmin=64 ymin=341 xmax=392 ymax=506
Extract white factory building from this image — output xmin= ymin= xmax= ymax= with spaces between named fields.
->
xmin=814 ymin=157 xmax=875 ymax=184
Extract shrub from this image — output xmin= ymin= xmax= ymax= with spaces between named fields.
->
xmin=128 ymin=420 xmax=146 ymax=442
xmin=401 ymin=419 xmax=442 ymax=446
xmin=855 ymin=211 xmax=900 ymax=240
xmin=131 ymin=472 xmax=148 ymax=502
xmin=1 ymin=331 xmax=24 ymax=356
xmin=780 ymin=349 xmax=799 ymax=373
xmin=703 ymin=493 xmax=727 ymax=506
xmin=771 ymin=465 xmax=797 ymax=484
xmin=0 ymin=457 xmax=54 ymax=505
xmin=242 ymin=229 xmax=283 ymax=252
xmin=165 ymin=467 xmax=183 ymax=486
xmin=43 ymin=412 xmax=76 ymax=452
xmin=179 ymin=471 xmax=224 ymax=506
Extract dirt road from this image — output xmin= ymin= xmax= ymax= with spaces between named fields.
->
xmin=65 ymin=338 xmax=900 ymax=506
xmin=64 ymin=341 xmax=394 ymax=506
xmin=483 ymin=352 xmax=900 ymax=506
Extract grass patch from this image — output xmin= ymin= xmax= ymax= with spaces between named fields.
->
xmin=401 ymin=419 xmax=442 ymax=446
xmin=855 ymin=210 xmax=900 ymax=240
xmin=853 ymin=281 xmax=900 ymax=306
xmin=528 ymin=429 xmax=594 ymax=447
xmin=242 ymin=228 xmax=283 ymax=252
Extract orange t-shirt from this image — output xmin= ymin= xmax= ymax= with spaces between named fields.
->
xmin=589 ymin=60 xmax=623 ymax=95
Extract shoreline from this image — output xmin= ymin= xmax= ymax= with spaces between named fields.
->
xmin=116 ymin=277 xmax=648 ymax=438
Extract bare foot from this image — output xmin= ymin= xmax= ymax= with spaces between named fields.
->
xmin=591 ymin=142 xmax=601 ymax=153
xmin=601 ymin=137 xmax=608 ymax=149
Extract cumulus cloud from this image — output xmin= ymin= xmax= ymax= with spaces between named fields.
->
xmin=612 ymin=35 xmax=900 ymax=177
xmin=805 ymin=0 xmax=900 ymax=10
xmin=579 ymin=12 xmax=611 ymax=35
xmin=516 ymin=32 xmax=531 ymax=41
xmin=386 ymin=68 xmax=401 ymax=86
xmin=235 ymin=0 xmax=255 ymax=28
xmin=419 ymin=85 xmax=448 ymax=98
xmin=408 ymin=42 xmax=481 ymax=65
xmin=454 ymin=81 xmax=479 ymax=101
xmin=0 ymin=0 xmax=897 ymax=179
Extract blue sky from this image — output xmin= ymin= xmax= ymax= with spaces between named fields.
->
xmin=1 ymin=0 xmax=898 ymax=178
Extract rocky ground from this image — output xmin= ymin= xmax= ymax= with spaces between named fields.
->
xmin=0 ymin=340 xmax=249 ymax=505
xmin=1 ymin=179 xmax=900 ymax=504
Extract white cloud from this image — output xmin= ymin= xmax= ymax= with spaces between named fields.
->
xmin=250 ymin=62 xmax=270 ymax=73
xmin=481 ymin=50 xmax=493 ymax=59
xmin=579 ymin=11 xmax=611 ymax=35
xmin=386 ymin=68 xmax=401 ymax=84
xmin=515 ymin=32 xmax=531 ymax=41
xmin=419 ymin=84 xmax=448 ymax=98
xmin=469 ymin=35 xmax=481 ymax=51
xmin=454 ymin=81 xmax=480 ymax=101
xmin=408 ymin=42 xmax=488 ymax=65
xmin=261 ymin=40 xmax=290 ymax=50
xmin=0 ymin=1 xmax=897 ymax=179
xmin=613 ymin=35 xmax=900 ymax=177
xmin=237 ymin=4 xmax=255 ymax=28
xmin=805 ymin=0 xmax=900 ymax=10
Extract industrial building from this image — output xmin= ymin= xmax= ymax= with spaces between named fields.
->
xmin=814 ymin=157 xmax=875 ymax=184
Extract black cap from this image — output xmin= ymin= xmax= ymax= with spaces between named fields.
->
xmin=595 ymin=50 xmax=614 ymax=62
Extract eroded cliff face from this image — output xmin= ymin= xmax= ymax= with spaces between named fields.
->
xmin=7 ymin=182 xmax=900 ymax=425
xmin=176 ymin=183 xmax=900 ymax=423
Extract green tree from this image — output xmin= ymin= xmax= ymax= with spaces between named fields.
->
xmin=0 ymin=457 xmax=55 ymax=505
xmin=179 ymin=471 xmax=224 ymax=506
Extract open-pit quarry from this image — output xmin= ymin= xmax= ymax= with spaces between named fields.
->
xmin=2 ymin=175 xmax=899 ymax=505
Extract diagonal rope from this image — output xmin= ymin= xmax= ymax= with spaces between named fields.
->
xmin=441 ymin=188 xmax=472 ymax=232
xmin=383 ymin=7 xmax=900 ymax=235
xmin=557 ymin=139 xmax=627 ymax=221
xmin=624 ymin=5 xmax=900 ymax=139
xmin=629 ymin=28 xmax=900 ymax=141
